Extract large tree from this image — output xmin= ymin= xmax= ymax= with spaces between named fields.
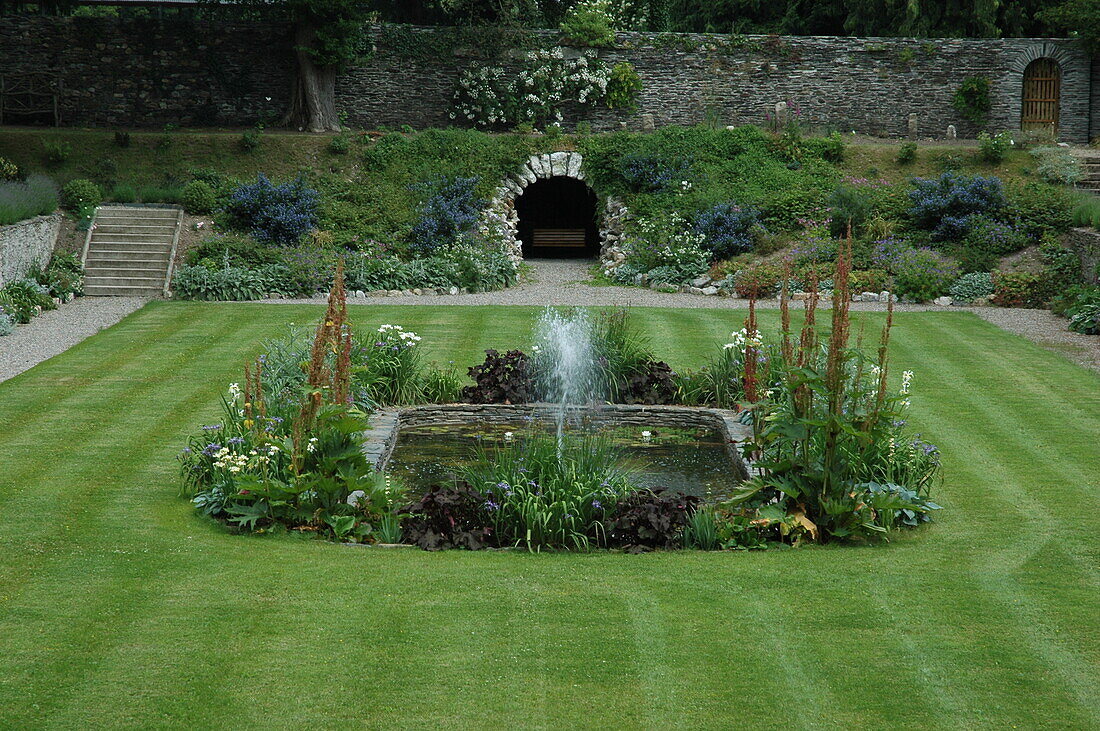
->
xmin=202 ymin=0 xmax=367 ymax=132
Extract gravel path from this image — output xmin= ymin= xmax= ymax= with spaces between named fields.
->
xmin=0 ymin=297 xmax=147 ymax=384
xmin=2 ymin=262 xmax=1095 ymax=383
xmin=258 ymin=259 xmax=1100 ymax=374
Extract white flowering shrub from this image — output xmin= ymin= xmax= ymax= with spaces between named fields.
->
xmin=452 ymin=48 xmax=612 ymax=128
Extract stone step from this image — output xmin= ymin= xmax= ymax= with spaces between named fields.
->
xmin=96 ymin=206 xmax=179 ymax=218
xmin=83 ymin=284 xmax=161 ymax=297
xmin=85 ymin=266 xmax=168 ymax=279
xmin=85 ymin=255 xmax=170 ymax=268
xmin=92 ymin=223 xmax=177 ymax=235
xmin=85 ymin=274 xmax=166 ymax=288
xmin=86 ymin=241 xmax=174 ymax=253
xmin=90 ymin=230 xmax=175 ymax=241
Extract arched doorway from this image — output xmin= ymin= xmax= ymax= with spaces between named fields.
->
xmin=1021 ymin=58 xmax=1061 ymax=133
xmin=514 ymin=176 xmax=599 ymax=258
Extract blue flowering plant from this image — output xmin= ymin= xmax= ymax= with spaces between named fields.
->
xmin=618 ymin=153 xmax=693 ymax=193
xmin=907 ymin=172 xmax=1007 ymax=242
xmin=693 ymin=202 xmax=766 ymax=260
xmin=224 ymin=174 xmax=320 ymax=246
xmin=408 ymin=176 xmax=485 ymax=255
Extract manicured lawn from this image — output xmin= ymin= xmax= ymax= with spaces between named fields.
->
xmin=1 ymin=301 xmax=1098 ymax=728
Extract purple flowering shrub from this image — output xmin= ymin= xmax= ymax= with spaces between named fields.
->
xmin=408 ymin=176 xmax=484 ymax=255
xmin=907 ymin=172 xmax=1006 ymax=242
xmin=225 ymin=174 xmax=319 ymax=246
xmin=871 ymin=237 xmax=959 ymax=301
xmin=693 ymin=202 xmax=766 ymax=259
xmin=618 ymin=153 xmax=693 ymax=193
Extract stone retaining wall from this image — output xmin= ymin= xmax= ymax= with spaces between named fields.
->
xmin=1067 ymin=227 xmax=1100 ymax=285
xmin=0 ymin=17 xmax=1093 ymax=141
xmin=0 ymin=213 xmax=60 ymax=288
xmin=362 ymin=403 xmax=753 ymax=481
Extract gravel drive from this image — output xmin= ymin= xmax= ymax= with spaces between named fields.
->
xmin=0 ymin=297 xmax=147 ymax=384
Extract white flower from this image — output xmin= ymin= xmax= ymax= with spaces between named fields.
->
xmin=503 ymin=431 xmax=514 ymax=442
xmin=641 ymin=430 xmax=652 ymax=441
xmin=306 ymin=437 xmax=318 ymax=453
xmin=900 ymin=370 xmax=913 ymax=395
xmin=228 ymin=382 xmax=241 ymax=400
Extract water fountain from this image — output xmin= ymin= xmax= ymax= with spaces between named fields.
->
xmin=533 ymin=308 xmax=601 ymax=458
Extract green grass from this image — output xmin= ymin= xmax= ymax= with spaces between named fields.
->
xmin=1 ymin=302 xmax=1098 ymax=728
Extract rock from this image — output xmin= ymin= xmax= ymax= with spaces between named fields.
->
xmin=448 ymin=286 xmax=459 ymax=295
xmin=946 ymin=124 xmax=956 ymax=139
xmin=861 ymin=291 xmax=878 ymax=302
xmin=702 ymin=286 xmax=719 ymax=296
xmin=688 ymin=286 xmax=704 ymax=295
xmin=879 ymin=291 xmax=891 ymax=302
xmin=640 ymin=113 xmax=655 ymax=131
xmin=388 ymin=290 xmax=402 ymax=297
xmin=368 ymin=290 xmax=387 ymax=297
xmin=411 ymin=288 xmax=422 ymax=296
xmin=566 ymin=152 xmax=582 ymax=178
xmin=775 ymin=101 xmax=788 ymax=128
xmin=346 ymin=490 xmax=366 ymax=507
xmin=550 ymin=151 xmax=569 ymax=176
xmin=972 ymin=296 xmax=991 ymax=307
xmin=907 ymin=112 xmax=918 ymax=140
xmin=934 ymin=296 xmax=952 ymax=306
xmin=851 ymin=294 xmax=863 ymax=302
xmin=353 ymin=290 xmax=365 ymax=298
xmin=793 ymin=292 xmax=811 ymax=301
xmin=460 ymin=287 xmax=469 ymax=295
xmin=650 ymin=280 xmax=664 ymax=290
xmin=691 ymin=275 xmax=711 ymax=288
xmin=422 ymin=289 xmax=438 ymax=296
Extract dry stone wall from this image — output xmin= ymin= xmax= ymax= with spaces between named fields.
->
xmin=0 ymin=214 xmax=60 ymax=288
xmin=0 ymin=17 xmax=1093 ymax=141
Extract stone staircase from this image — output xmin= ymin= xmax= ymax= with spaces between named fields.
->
xmin=82 ymin=206 xmax=182 ymax=297
xmin=1074 ymin=151 xmax=1100 ymax=195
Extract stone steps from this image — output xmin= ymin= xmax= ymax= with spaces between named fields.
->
xmin=82 ymin=205 xmax=181 ymax=296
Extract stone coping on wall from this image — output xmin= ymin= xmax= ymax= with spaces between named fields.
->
xmin=362 ymin=403 xmax=754 ymax=481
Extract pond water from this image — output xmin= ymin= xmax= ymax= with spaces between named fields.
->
xmin=386 ymin=422 xmax=742 ymax=500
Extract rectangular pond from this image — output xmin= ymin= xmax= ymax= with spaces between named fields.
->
xmin=385 ymin=422 xmax=745 ymax=501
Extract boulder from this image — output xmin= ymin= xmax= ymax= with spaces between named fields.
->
xmin=448 ymin=286 xmax=459 ymax=295
xmin=688 ymin=286 xmax=704 ymax=295
xmin=702 ymin=286 xmax=719 ymax=296
xmin=861 ymin=291 xmax=879 ymax=302
xmin=567 ymin=153 xmax=582 ymax=178
xmin=933 ymin=296 xmax=952 ymax=306
xmin=691 ymin=275 xmax=711 ymax=288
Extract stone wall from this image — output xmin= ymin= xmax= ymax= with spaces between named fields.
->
xmin=1067 ymin=227 xmax=1100 ymax=285
xmin=0 ymin=213 xmax=61 ymax=288
xmin=342 ymin=28 xmax=1095 ymax=143
xmin=0 ymin=17 xmax=292 ymax=127
xmin=0 ymin=17 xmax=1093 ymax=141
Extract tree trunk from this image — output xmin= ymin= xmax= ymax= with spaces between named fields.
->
xmin=283 ymin=24 xmax=341 ymax=133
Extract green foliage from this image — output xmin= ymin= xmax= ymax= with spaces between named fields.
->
xmin=0 ymin=175 xmax=58 ymax=225
xmin=0 ymin=156 xmax=20 ymax=180
xmin=1071 ymin=194 xmax=1100 ymax=229
xmin=1030 ymin=145 xmax=1082 ymax=185
xmin=1040 ymin=0 xmax=1100 ymax=54
xmin=731 ymin=262 xmax=782 ymax=298
xmin=828 ymin=183 xmax=872 ymax=236
xmin=559 ymin=0 xmax=617 ymax=46
xmin=462 ymin=432 xmax=634 ymax=551
xmin=36 ymin=253 xmax=84 ymax=299
xmin=896 ymin=142 xmax=917 ymax=165
xmin=1007 ymin=180 xmax=1074 ymax=241
xmin=949 ymin=271 xmax=994 ymax=303
xmin=172 ymin=263 xmax=273 ymax=301
xmin=239 ymin=129 xmax=262 ymax=153
xmin=977 ymin=131 xmax=1012 ymax=164
xmin=42 ymin=139 xmax=71 ymax=166
xmin=953 ymin=76 xmax=991 ymax=126
xmin=327 ymin=134 xmax=350 ymax=155
xmin=992 ymin=271 xmax=1047 ymax=308
xmin=59 ymin=178 xmax=101 ymax=213
xmin=0 ymin=279 xmax=55 ymax=324
xmin=181 ymin=180 xmax=217 ymax=214
xmin=605 ymin=61 xmax=642 ymax=112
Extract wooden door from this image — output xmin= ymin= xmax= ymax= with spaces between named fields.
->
xmin=1021 ymin=58 xmax=1060 ymax=133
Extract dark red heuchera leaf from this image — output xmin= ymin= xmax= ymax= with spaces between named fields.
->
xmin=608 ymin=489 xmax=699 ymax=553
xmin=462 ymin=349 xmax=534 ymax=404
xmin=399 ymin=483 xmax=493 ymax=551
